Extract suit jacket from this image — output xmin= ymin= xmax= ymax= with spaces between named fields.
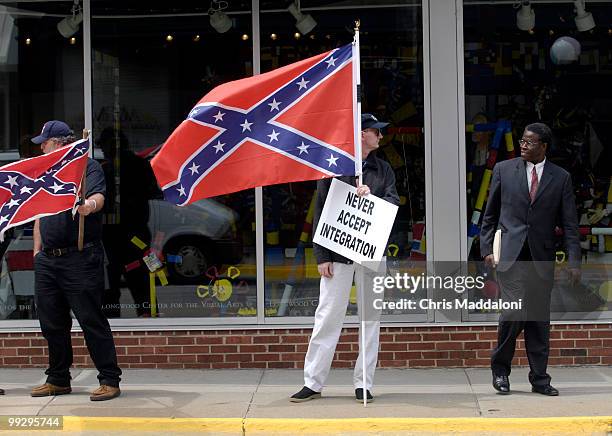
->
xmin=480 ymin=157 xmax=580 ymax=279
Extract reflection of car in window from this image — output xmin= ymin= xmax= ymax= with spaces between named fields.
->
xmin=0 ymin=226 xmax=36 ymax=319
xmin=0 ymin=197 xmax=242 ymax=318
xmin=148 ymin=198 xmax=242 ymax=285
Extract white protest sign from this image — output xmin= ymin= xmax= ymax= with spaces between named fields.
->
xmin=313 ymin=178 xmax=398 ymax=269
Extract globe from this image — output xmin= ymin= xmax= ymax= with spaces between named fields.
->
xmin=550 ymin=36 xmax=581 ymax=65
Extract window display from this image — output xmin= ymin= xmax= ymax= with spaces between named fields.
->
xmin=463 ymin=1 xmax=612 ymax=321
xmin=260 ymin=3 xmax=427 ymax=320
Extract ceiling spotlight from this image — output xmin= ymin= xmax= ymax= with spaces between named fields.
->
xmin=294 ymin=32 xmax=301 ymax=40
xmin=574 ymin=0 xmax=595 ymax=32
xmin=288 ymin=1 xmax=317 ymax=35
xmin=57 ymin=0 xmax=83 ymax=38
xmin=70 ymin=37 xmax=76 ymax=45
xmin=516 ymin=1 xmax=535 ymax=32
xmin=270 ymin=33 xmax=278 ymax=41
xmin=209 ymin=0 xmax=232 ymax=34
xmin=193 ymin=34 xmax=201 ymax=42
xmin=241 ymin=33 xmax=249 ymax=41
xmin=166 ymin=34 xmax=174 ymax=42
xmin=25 ymin=38 xmax=31 ymax=46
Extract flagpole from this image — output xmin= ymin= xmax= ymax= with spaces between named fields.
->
xmin=353 ymin=19 xmax=367 ymax=408
xmin=78 ymin=129 xmax=90 ymax=251
xmin=353 ymin=20 xmax=363 ymax=186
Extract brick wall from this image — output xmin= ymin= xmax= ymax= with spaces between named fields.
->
xmin=1 ymin=324 xmax=610 ymax=369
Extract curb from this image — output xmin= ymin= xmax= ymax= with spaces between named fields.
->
xmin=63 ymin=417 xmax=243 ymax=433
xmin=61 ymin=416 xmax=612 ymax=434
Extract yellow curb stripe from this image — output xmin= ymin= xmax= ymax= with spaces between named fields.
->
xmin=57 ymin=416 xmax=612 ymax=434
xmin=62 ymin=416 xmax=243 ymax=433
xmin=246 ymin=417 xmax=612 ymax=434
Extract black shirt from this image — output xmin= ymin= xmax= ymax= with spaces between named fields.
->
xmin=40 ymin=159 xmax=106 ymax=249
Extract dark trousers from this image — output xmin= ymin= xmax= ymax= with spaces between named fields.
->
xmin=491 ymin=243 xmax=553 ymax=387
xmin=34 ymin=244 xmax=122 ymax=387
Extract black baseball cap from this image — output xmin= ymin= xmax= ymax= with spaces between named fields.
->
xmin=31 ymin=120 xmax=73 ymax=144
xmin=361 ymin=113 xmax=389 ymax=130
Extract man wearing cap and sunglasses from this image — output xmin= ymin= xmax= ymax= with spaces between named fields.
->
xmin=291 ymin=113 xmax=400 ymax=403
xmin=30 ymin=120 xmax=122 ymax=401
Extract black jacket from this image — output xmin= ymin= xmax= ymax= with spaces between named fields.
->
xmin=312 ymin=152 xmax=400 ymax=264
xmin=480 ymin=157 xmax=580 ymax=279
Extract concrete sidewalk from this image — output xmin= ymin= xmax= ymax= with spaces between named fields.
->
xmin=0 ymin=366 xmax=611 ymax=434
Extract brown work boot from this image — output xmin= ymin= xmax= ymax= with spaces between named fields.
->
xmin=90 ymin=385 xmax=120 ymax=401
xmin=30 ymin=383 xmax=72 ymax=397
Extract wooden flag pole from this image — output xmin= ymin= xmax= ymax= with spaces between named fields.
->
xmin=78 ymin=129 xmax=90 ymax=251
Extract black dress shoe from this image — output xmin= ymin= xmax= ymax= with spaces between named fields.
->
xmin=355 ymin=388 xmax=374 ymax=402
xmin=0 ymin=388 xmax=4 ymax=395
xmin=492 ymin=375 xmax=510 ymax=394
xmin=531 ymin=384 xmax=559 ymax=396
xmin=290 ymin=386 xmax=321 ymax=403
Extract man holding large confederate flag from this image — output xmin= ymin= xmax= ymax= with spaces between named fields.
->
xmin=27 ymin=120 xmax=121 ymax=401
xmin=152 ymin=32 xmax=399 ymax=403
xmin=291 ymin=113 xmax=399 ymax=403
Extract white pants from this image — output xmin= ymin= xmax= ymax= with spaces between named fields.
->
xmin=303 ymin=262 xmax=382 ymax=392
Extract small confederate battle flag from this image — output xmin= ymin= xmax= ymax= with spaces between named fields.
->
xmin=152 ymin=42 xmax=358 ymax=205
xmin=0 ymin=138 xmax=89 ymax=240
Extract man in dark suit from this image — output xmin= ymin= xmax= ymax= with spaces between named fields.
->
xmin=480 ymin=122 xmax=580 ymax=396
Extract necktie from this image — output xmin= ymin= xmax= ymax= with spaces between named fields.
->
xmin=529 ymin=166 xmax=539 ymax=202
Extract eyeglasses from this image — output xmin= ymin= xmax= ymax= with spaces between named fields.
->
xmin=518 ymin=138 xmax=540 ymax=147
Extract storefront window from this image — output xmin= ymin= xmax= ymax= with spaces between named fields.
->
xmin=91 ymin=4 xmax=256 ymax=319
xmin=260 ymin=1 xmax=427 ymax=320
xmin=463 ymin=1 xmax=612 ymax=321
xmin=0 ymin=1 xmax=84 ymax=320
xmin=6 ymin=2 xmax=607 ymax=327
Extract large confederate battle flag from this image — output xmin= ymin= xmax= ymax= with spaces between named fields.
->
xmin=0 ymin=139 xmax=89 ymax=240
xmin=152 ymin=42 xmax=357 ymax=205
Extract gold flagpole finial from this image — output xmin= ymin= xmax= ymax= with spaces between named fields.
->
xmin=354 ymin=19 xmax=360 ymax=31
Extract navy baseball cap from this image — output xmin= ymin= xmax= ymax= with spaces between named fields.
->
xmin=31 ymin=120 xmax=73 ymax=144
xmin=361 ymin=113 xmax=389 ymax=130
